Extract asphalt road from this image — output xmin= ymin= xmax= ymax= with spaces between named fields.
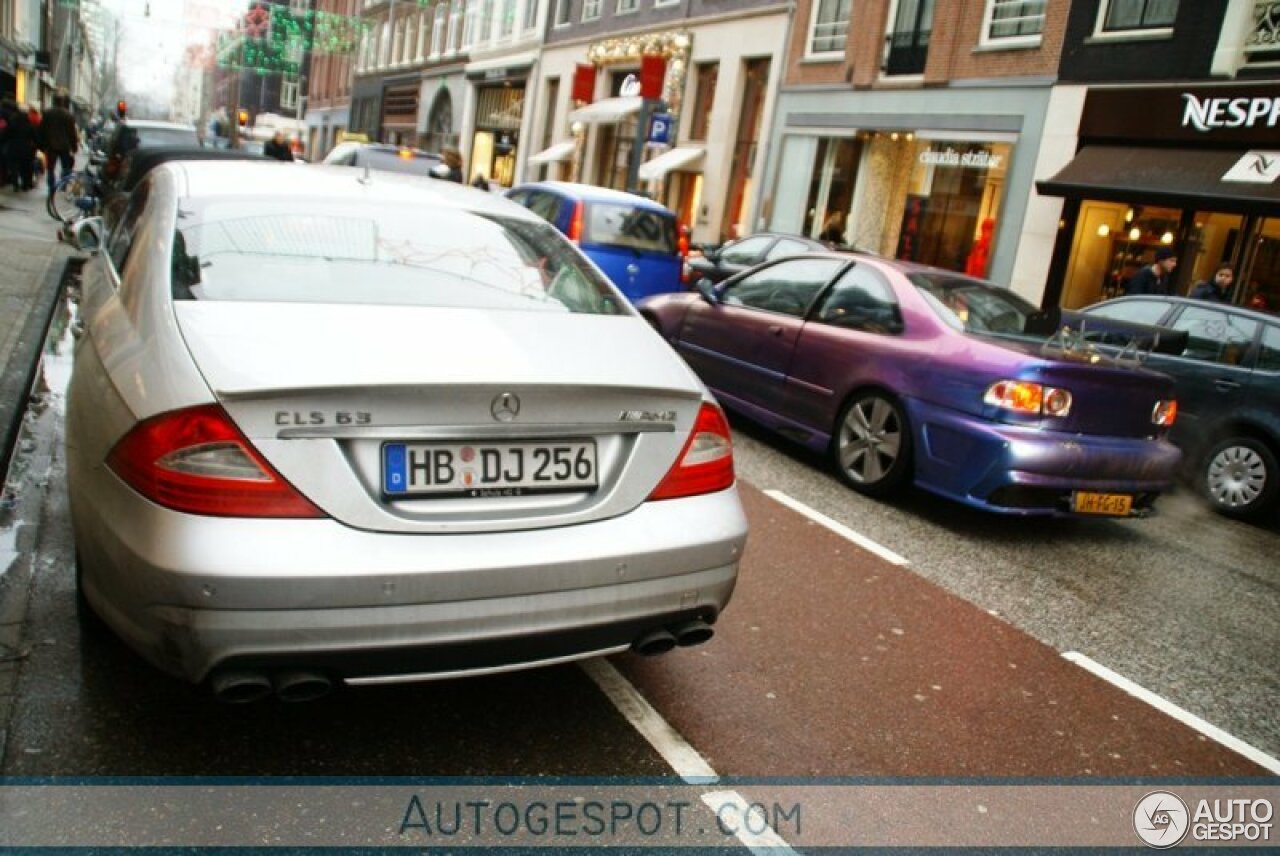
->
xmin=1 ymin=293 xmax=1275 ymax=791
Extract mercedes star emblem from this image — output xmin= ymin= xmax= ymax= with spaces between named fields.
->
xmin=491 ymin=393 xmax=521 ymax=423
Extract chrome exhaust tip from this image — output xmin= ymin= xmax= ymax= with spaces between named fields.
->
xmin=272 ymin=670 xmax=334 ymax=703
xmin=210 ymin=670 xmax=273 ymax=704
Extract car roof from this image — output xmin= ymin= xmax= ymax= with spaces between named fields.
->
xmin=516 ymin=181 xmax=674 ymax=212
xmin=125 ymin=119 xmax=198 ymax=132
xmin=1095 ymin=294 xmax=1278 ymax=323
xmin=165 ymin=160 xmax=540 ymax=220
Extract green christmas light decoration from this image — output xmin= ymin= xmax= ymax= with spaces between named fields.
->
xmin=217 ymin=4 xmax=374 ymax=76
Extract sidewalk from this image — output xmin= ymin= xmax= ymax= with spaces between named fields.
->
xmin=0 ymin=184 xmax=74 ymax=479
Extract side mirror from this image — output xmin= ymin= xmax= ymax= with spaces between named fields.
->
xmin=68 ymin=217 xmax=104 ymax=254
xmin=695 ymin=277 xmax=718 ymax=304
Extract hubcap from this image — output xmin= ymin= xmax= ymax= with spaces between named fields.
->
xmin=1207 ymin=445 xmax=1267 ymax=509
xmin=839 ymin=398 xmax=901 ymax=484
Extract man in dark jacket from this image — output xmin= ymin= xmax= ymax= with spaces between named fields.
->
xmin=263 ymin=131 xmax=293 ymax=161
xmin=0 ymin=98 xmax=36 ymax=191
xmin=1122 ymin=246 xmax=1178 ymax=296
xmin=38 ymin=93 xmax=79 ymax=195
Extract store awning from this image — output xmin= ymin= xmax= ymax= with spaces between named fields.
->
xmin=569 ymin=96 xmax=643 ymax=126
xmin=638 ymin=146 xmax=705 ymax=182
xmin=1036 ymin=146 xmax=1280 ymax=216
xmin=527 ymin=140 xmax=576 ymax=165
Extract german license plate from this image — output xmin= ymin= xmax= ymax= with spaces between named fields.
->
xmin=383 ymin=440 xmax=597 ymax=497
xmin=1072 ymin=491 xmax=1133 ymax=516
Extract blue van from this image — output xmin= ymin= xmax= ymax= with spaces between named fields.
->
xmin=506 ymin=181 xmax=683 ymax=303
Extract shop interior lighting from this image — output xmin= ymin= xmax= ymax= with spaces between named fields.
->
xmin=1129 ymin=227 xmax=1141 ymax=241
xmin=1160 ymin=232 xmax=1175 ymax=244
xmin=1097 ymin=224 xmax=1110 ymax=237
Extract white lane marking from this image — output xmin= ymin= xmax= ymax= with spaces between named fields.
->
xmin=763 ymin=489 xmax=910 ymax=566
xmin=1063 ymin=651 xmax=1280 ymax=775
xmin=580 ymin=658 xmax=799 ymax=855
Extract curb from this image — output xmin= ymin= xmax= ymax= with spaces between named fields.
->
xmin=0 ymin=255 xmax=73 ymax=483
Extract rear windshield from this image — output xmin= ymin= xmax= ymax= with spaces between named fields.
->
xmin=911 ymin=272 xmax=1042 ymax=335
xmin=359 ymin=149 xmax=442 ymax=176
xmin=170 ymin=200 xmax=625 ymax=316
xmin=585 ymin=202 xmax=677 ymax=255
xmin=135 ymin=127 xmax=199 ymax=148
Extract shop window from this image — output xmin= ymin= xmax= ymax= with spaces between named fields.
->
xmin=893 ymin=139 xmax=1009 ymax=275
xmin=1096 ymin=0 xmax=1178 ymax=35
xmin=981 ymin=0 xmax=1045 ymax=46
xmin=688 ymin=63 xmax=718 ymax=142
xmin=808 ymin=0 xmax=851 ymax=57
xmin=1245 ymin=2 xmax=1280 ymax=67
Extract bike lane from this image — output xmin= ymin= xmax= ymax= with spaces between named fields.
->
xmin=615 ymin=483 xmax=1270 ymax=778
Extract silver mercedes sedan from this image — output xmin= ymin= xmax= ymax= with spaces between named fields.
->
xmin=64 ymin=160 xmax=747 ymax=702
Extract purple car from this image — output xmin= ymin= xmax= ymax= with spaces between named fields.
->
xmin=641 ymin=253 xmax=1183 ymax=517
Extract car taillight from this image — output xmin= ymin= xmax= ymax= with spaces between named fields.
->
xmin=983 ymin=380 xmax=1072 ymax=417
xmin=568 ymin=200 xmax=584 ymax=243
xmin=649 ymin=403 xmax=735 ymax=501
xmin=1152 ymin=399 xmax=1177 ymax=427
xmin=107 ymin=404 xmax=324 ymax=518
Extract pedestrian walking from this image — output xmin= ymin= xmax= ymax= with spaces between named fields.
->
xmin=0 ymin=98 xmax=37 ymax=191
xmin=38 ymin=93 xmax=79 ymax=196
xmin=1188 ymin=263 xmax=1234 ymax=303
xmin=263 ymin=131 xmax=293 ymax=161
xmin=1122 ymin=246 xmax=1178 ymax=296
xmin=440 ymin=145 xmax=464 ymax=182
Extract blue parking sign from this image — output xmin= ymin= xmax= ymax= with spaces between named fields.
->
xmin=648 ymin=113 xmax=673 ymax=145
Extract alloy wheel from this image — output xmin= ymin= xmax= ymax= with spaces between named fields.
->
xmin=834 ymin=392 xmax=910 ymax=496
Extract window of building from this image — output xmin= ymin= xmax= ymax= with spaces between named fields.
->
xmin=1244 ymin=0 xmax=1280 ymax=67
xmin=656 ymin=0 xmax=680 ymax=6
xmin=282 ymin=74 xmax=300 ymax=110
xmin=524 ymin=0 xmax=540 ymax=31
xmin=808 ymin=0 xmax=851 ymax=57
xmin=688 ymin=62 xmax=718 ymax=142
xmin=884 ymin=0 xmax=934 ymax=75
xmin=1096 ymin=0 xmax=1178 ymax=34
xmin=462 ymin=1 xmax=479 ymax=47
xmin=981 ymin=0 xmax=1045 ymax=46
xmin=583 ymin=0 xmax=602 ymax=22
xmin=500 ymin=0 xmax=516 ymax=38
xmin=554 ymin=0 xmax=571 ymax=27
xmin=431 ymin=4 xmax=446 ymax=56
xmin=448 ymin=0 xmax=463 ymax=52
xmin=618 ymin=0 xmax=640 ymax=14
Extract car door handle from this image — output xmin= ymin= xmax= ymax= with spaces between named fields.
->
xmin=1214 ymin=379 xmax=1241 ymax=391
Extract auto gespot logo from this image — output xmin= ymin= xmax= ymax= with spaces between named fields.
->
xmin=1134 ymin=791 xmax=1274 ymax=848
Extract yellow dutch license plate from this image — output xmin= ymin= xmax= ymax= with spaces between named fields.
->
xmin=1072 ymin=491 xmax=1133 ymax=516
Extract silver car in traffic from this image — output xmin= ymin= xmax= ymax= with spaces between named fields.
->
xmin=65 ymin=161 xmax=747 ymax=702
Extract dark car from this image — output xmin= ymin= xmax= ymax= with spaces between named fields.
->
xmin=506 ymin=181 xmax=683 ymax=303
xmin=686 ymin=233 xmax=837 ymax=285
xmin=641 ymin=254 xmax=1182 ymax=517
xmin=322 ymin=141 xmax=443 ymax=177
xmin=1079 ymin=295 xmax=1280 ymax=519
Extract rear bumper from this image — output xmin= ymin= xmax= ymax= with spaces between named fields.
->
xmin=909 ymin=399 xmax=1182 ymax=516
xmin=72 ymin=469 xmax=746 ymax=684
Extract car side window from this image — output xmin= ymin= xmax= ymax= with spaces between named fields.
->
xmin=719 ymin=236 xmax=773 ymax=265
xmin=107 ymin=180 xmax=152 ymax=275
xmin=816 ymin=265 xmax=902 ymax=334
xmin=722 ymin=258 xmax=844 ymax=318
xmin=765 ymin=238 xmax=813 ymax=261
xmin=1087 ymin=298 xmax=1171 ymax=326
xmin=506 ymin=190 xmax=530 ymax=207
xmin=1169 ymin=306 xmax=1259 ymax=365
xmin=1253 ymin=323 xmax=1280 ymax=372
xmin=526 ymin=192 xmax=561 ymax=225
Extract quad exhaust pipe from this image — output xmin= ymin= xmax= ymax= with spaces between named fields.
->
xmin=631 ymin=618 xmax=715 ymax=656
xmin=210 ymin=669 xmax=333 ymax=703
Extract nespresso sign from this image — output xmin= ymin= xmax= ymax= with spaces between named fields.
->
xmin=1082 ymin=84 xmax=1280 ymax=145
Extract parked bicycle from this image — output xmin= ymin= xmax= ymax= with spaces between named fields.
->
xmin=46 ymin=163 xmax=104 ymax=226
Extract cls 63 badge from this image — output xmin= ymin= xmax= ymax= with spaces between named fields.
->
xmin=275 ymin=411 xmax=372 ymax=426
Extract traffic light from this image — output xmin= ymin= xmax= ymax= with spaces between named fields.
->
xmin=115 ymin=99 xmax=127 ymax=118
xmin=238 ymin=109 xmax=249 ymax=127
